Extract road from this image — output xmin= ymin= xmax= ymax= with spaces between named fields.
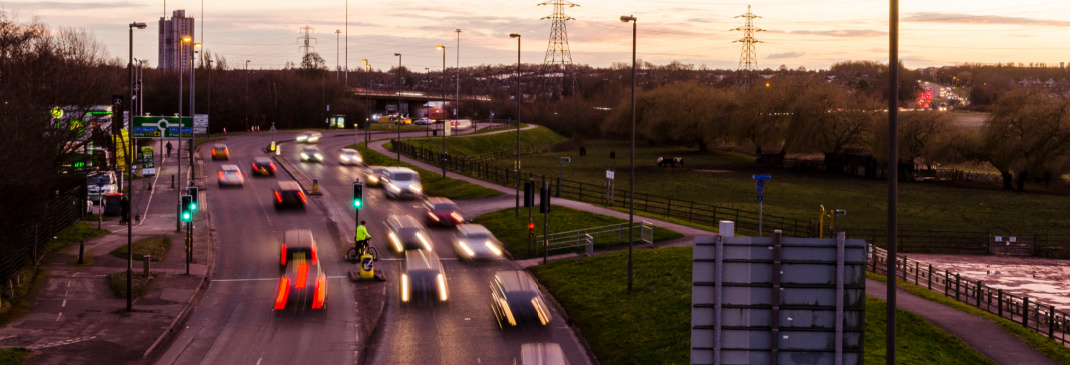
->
xmin=155 ymin=127 xmax=591 ymax=364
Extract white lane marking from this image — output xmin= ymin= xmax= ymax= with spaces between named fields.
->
xmin=61 ymin=300 xmax=66 ymax=308
xmin=256 ymin=356 xmax=262 ymax=365
xmin=56 ymin=312 xmax=62 ymax=321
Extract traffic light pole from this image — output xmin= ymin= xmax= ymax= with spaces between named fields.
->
xmin=185 ymin=221 xmax=191 ymax=275
xmin=528 ymin=177 xmax=533 ymax=257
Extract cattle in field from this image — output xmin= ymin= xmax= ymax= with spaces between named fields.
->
xmin=657 ymin=157 xmax=685 ymax=168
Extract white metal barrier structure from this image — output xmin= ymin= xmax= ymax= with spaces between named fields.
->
xmin=538 ymin=221 xmax=654 ymax=262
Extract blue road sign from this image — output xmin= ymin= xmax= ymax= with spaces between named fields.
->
xmin=752 ymin=174 xmax=771 ymax=180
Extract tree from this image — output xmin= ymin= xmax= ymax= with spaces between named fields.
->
xmin=982 ymin=87 xmax=1070 ymax=191
xmin=783 ymin=81 xmax=880 ymax=154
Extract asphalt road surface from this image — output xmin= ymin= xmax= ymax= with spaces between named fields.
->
xmin=155 ymin=127 xmax=591 ymax=365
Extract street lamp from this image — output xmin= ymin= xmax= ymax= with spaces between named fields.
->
xmin=191 ymin=42 xmax=200 ymax=171
xmin=437 ymin=45 xmax=447 ymax=177
xmin=510 ymin=33 xmax=520 ymax=217
xmin=127 ymin=20 xmax=146 ymax=312
xmin=620 ymin=14 xmax=636 ymax=292
xmin=394 ymin=53 xmax=402 ymax=161
xmin=177 ymin=35 xmax=191 ymax=233
xmin=363 ymin=59 xmax=370 ymax=145
xmin=245 ymin=60 xmax=250 ymax=131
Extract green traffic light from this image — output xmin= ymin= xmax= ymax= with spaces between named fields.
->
xmin=182 ymin=212 xmax=192 ymax=222
xmin=353 ymin=200 xmax=363 ymax=209
xmin=190 ymin=203 xmax=198 ymax=211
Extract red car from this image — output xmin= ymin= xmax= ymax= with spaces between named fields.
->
xmin=424 ymin=197 xmax=463 ymax=227
xmin=275 ymin=230 xmax=326 ymax=310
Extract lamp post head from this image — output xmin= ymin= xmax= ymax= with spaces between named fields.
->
xmin=620 ymin=15 xmax=636 ymax=23
xmin=394 ymin=53 xmax=401 ymax=57
xmin=436 ymin=45 xmax=444 ymax=51
xmin=130 ymin=22 xmax=147 ymax=29
xmin=509 ymin=33 xmax=520 ymax=39
xmin=182 ymin=36 xmax=192 ymax=43
xmin=362 ymin=58 xmax=368 ymax=63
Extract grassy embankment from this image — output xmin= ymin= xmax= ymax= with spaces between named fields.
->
xmin=351 ymin=143 xmax=501 ymax=200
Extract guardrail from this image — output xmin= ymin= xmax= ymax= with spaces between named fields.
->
xmin=868 ymin=245 xmax=1070 ymax=345
xmin=537 ymin=221 xmax=653 ymax=262
xmin=2 ymin=183 xmax=85 ymax=287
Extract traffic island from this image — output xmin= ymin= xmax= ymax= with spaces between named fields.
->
xmin=105 ymin=271 xmax=157 ymax=300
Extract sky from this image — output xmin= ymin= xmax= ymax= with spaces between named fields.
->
xmin=5 ymin=0 xmax=1070 ymax=72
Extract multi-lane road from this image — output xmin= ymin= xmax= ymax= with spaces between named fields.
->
xmin=155 ymin=128 xmax=591 ymax=364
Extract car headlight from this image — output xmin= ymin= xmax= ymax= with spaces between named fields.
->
xmin=309 ymin=137 xmax=319 ymax=142
xmin=416 ymin=232 xmax=432 ymax=251
xmin=389 ymin=184 xmax=402 ymax=193
xmin=485 ymin=241 xmax=502 ymax=256
xmin=314 ymin=153 xmax=323 ymax=160
xmin=389 ymin=232 xmax=403 ymax=252
xmin=457 ymin=241 xmax=474 ymax=256
xmin=300 ymin=153 xmax=309 ymax=159
xmin=410 ymin=184 xmax=422 ymax=193
xmin=437 ymin=274 xmax=448 ymax=301
xmin=401 ymin=274 xmax=410 ymax=302
xmin=368 ymin=176 xmax=379 ymax=183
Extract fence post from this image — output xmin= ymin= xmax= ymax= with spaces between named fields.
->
xmin=1050 ymin=305 xmax=1056 ymax=339
xmin=944 ymin=270 xmax=950 ymax=297
xmin=998 ymin=289 xmax=1004 ymax=318
xmin=1024 ymin=297 xmax=1030 ymax=328
xmin=986 ymin=288 xmax=992 ymax=311
xmin=927 ymin=264 xmax=933 ymax=290
xmin=914 ymin=262 xmax=919 ymax=285
xmin=955 ymin=273 xmax=961 ymax=302
xmin=976 ymin=280 xmax=982 ymax=307
xmin=902 ymin=256 xmax=908 ymax=281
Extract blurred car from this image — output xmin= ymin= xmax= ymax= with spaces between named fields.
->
xmin=414 ymin=118 xmax=432 ymax=125
xmin=339 ymin=148 xmax=363 ymax=166
xmin=295 ymin=131 xmax=322 ymax=143
xmin=520 ymin=343 xmax=568 ymax=365
xmin=251 ymin=157 xmax=277 ymax=176
xmin=363 ymin=166 xmax=389 ymax=186
xmin=399 ymin=249 xmax=448 ymax=303
xmin=385 ymin=214 xmax=433 ymax=253
xmin=274 ymin=230 xmax=326 ymax=310
xmin=452 ymin=224 xmax=503 ymax=261
xmin=491 ymin=270 xmax=552 ymax=328
xmin=300 ymin=147 xmax=324 ymax=162
xmin=424 ymin=197 xmax=463 ymax=226
xmin=217 ymin=164 xmax=245 ymax=187
xmin=381 ymin=167 xmax=422 ymax=199
xmin=273 ymin=181 xmax=307 ymax=210
xmin=86 ymin=171 xmax=117 ymax=203
xmin=210 ymin=144 xmax=229 ymax=160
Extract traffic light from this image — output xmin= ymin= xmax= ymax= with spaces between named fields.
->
xmin=180 ymin=195 xmax=193 ymax=222
xmin=528 ymin=221 xmax=535 ymax=238
xmin=523 ymin=181 xmax=534 ymax=208
xmin=187 ymin=187 xmax=199 ymax=211
xmin=352 ymin=182 xmax=364 ymax=209
xmin=539 ymin=182 xmax=551 ymax=214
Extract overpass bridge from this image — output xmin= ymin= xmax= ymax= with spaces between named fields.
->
xmin=350 ymin=88 xmax=490 ymax=116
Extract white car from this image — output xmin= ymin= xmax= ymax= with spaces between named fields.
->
xmin=339 ymin=148 xmax=363 ymax=166
xmin=381 ymin=167 xmax=422 ymax=199
xmin=300 ymin=147 xmax=324 ymax=162
xmin=414 ymin=118 xmax=432 ymax=125
xmin=217 ymin=164 xmax=245 ymax=187
xmin=295 ymin=131 xmax=322 ymax=143
xmin=452 ymin=224 xmax=504 ymax=261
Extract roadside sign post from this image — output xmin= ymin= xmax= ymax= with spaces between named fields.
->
xmin=752 ymin=174 xmax=771 ymax=236
xmin=606 ymin=169 xmax=615 ymax=205
xmin=558 ymin=157 xmax=570 ymax=197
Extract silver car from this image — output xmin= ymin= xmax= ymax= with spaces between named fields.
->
xmin=339 ymin=148 xmax=363 ymax=166
xmin=217 ymin=164 xmax=245 ymax=187
xmin=300 ymin=147 xmax=324 ymax=162
xmin=452 ymin=224 xmax=503 ymax=261
xmin=363 ymin=166 xmax=389 ymax=186
xmin=295 ymin=131 xmax=322 ymax=143
xmin=382 ymin=167 xmax=422 ymax=199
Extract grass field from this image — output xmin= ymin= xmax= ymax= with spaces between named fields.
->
xmin=472 ymin=206 xmax=684 ymax=260
xmin=109 ymin=236 xmax=172 ymax=262
xmin=351 ymin=143 xmax=502 ymax=200
xmin=400 ymin=124 xmax=568 ymax=157
xmin=0 ymin=348 xmax=29 ymax=365
xmin=529 ymin=246 xmax=999 ymax=365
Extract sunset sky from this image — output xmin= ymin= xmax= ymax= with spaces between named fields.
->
xmin=6 ymin=0 xmax=1070 ymax=72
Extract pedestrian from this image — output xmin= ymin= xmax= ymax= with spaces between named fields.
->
xmin=166 ymin=141 xmax=173 ymax=157
xmin=579 ymin=146 xmax=586 ymax=157
xmin=119 ymin=197 xmax=129 ymax=225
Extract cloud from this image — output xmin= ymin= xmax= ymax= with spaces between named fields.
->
xmin=1 ymin=1 xmax=144 ymax=10
xmin=905 ymin=12 xmax=1070 ymax=26
xmin=786 ymin=29 xmax=885 ymax=38
xmin=767 ymin=52 xmax=804 ymax=59
xmin=686 ymin=18 xmax=716 ymax=24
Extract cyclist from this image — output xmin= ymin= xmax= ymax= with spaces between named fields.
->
xmin=355 ymin=220 xmax=371 ymax=255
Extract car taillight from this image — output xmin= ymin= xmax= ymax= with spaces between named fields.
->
xmin=298 ymin=191 xmax=307 ymax=203
xmin=311 ymin=244 xmax=318 ymax=264
xmin=275 ymin=191 xmax=283 ymax=203
xmin=212 ymin=150 xmax=216 ymax=155
xmin=252 ymin=163 xmax=258 ymax=170
xmin=280 ymin=244 xmax=287 ymax=266
xmin=312 ymin=276 xmax=326 ymax=309
xmin=270 ymin=163 xmax=277 ymax=171
xmin=295 ymin=264 xmax=308 ymax=289
xmin=274 ymin=278 xmax=290 ymax=310
xmin=218 ymin=171 xmax=224 ymax=179
xmin=437 ymin=274 xmax=448 ymax=302
xmin=400 ymin=274 xmax=410 ymax=302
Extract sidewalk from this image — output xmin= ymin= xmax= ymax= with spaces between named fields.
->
xmin=0 ymin=148 xmax=212 ymax=364
xmin=369 ymin=136 xmax=1064 ymax=365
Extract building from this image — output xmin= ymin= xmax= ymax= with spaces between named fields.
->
xmin=158 ymin=10 xmax=195 ymax=73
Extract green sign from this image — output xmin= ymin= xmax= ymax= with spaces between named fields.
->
xmin=132 ymin=116 xmax=193 ymax=138
xmin=560 ymin=157 xmax=571 ymax=163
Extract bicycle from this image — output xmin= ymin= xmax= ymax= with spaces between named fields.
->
xmin=346 ymin=238 xmax=378 ymax=263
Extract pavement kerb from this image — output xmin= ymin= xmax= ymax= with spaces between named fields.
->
xmin=272 ymin=140 xmax=325 ymax=196
xmin=142 ymin=146 xmax=216 ymax=361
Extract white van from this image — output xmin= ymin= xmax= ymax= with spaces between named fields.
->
xmin=87 ymin=171 xmax=117 ymax=203
xmin=381 ymin=167 xmax=422 ymax=199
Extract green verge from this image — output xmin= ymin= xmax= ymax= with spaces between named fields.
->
xmin=105 ymin=271 xmax=156 ymax=299
xmin=351 ymin=143 xmax=502 ymax=200
xmin=400 ymin=124 xmax=568 ymax=156
xmin=369 ymin=124 xmax=426 ymax=132
xmin=109 ymin=236 xmax=172 ymax=262
xmin=46 ymin=221 xmax=108 ymax=254
xmin=474 ymin=206 xmax=683 ymax=260
xmin=0 ymin=348 xmax=30 ymax=365
xmin=867 ymin=272 xmax=1070 ymax=364
xmin=529 ymin=247 xmax=999 ymax=365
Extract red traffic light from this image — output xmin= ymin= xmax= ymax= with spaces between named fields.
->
xmin=528 ymin=222 xmax=535 ymax=230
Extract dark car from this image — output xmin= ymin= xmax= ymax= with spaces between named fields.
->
xmin=273 ymin=181 xmax=307 ymax=210
xmin=211 ymin=143 xmax=230 ymax=160
xmin=274 ymin=230 xmax=326 ymax=310
xmin=424 ymin=197 xmax=463 ymax=226
xmin=491 ymin=271 xmax=552 ymax=328
xmin=399 ymin=249 xmax=448 ymax=303
xmin=363 ymin=166 xmax=389 ymax=186
xmin=384 ymin=214 xmax=432 ymax=253
xmin=520 ymin=343 xmax=569 ymax=365
xmin=251 ymin=157 xmax=277 ymax=176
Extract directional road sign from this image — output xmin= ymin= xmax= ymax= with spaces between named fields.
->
xmin=132 ymin=116 xmax=192 ymax=138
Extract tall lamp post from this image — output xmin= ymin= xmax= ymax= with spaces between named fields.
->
xmin=394 ymin=53 xmax=402 ymax=161
xmin=620 ymin=15 xmax=637 ymax=292
xmin=363 ymin=59 xmax=370 ymax=145
xmin=245 ymin=60 xmax=250 ymax=131
xmin=190 ymin=42 xmax=200 ymax=171
xmin=127 ymin=21 xmax=146 ymax=312
xmin=437 ymin=45 xmax=447 ymax=177
xmin=176 ymin=36 xmax=191 ymax=232
xmin=510 ymin=33 xmax=521 ymax=217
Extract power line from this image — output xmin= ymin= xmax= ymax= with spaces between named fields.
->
xmin=732 ymin=5 xmax=764 ymax=81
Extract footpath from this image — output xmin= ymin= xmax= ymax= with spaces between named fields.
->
xmin=0 ymin=143 xmax=212 ymax=365
xmin=367 ymin=135 xmax=1062 ymax=365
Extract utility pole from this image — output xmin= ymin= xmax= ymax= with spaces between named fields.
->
xmin=245 ymin=60 xmax=250 ymax=131
xmin=732 ymin=5 xmax=764 ymax=86
xmin=539 ymin=0 xmax=578 ymax=96
xmin=335 ymin=29 xmax=341 ymax=81
xmin=455 ymin=29 xmax=461 ymax=122
xmin=298 ymin=26 xmax=316 ymax=60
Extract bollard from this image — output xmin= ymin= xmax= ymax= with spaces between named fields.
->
xmin=171 ymin=175 xmax=175 ymax=188
xmin=276 ymin=146 xmax=281 ymax=156
xmin=78 ymin=240 xmax=85 ymax=264
xmin=313 ymin=179 xmax=319 ymax=192
xmin=143 ymin=255 xmax=151 ymax=276
xmin=7 ymin=279 xmax=12 ymax=298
